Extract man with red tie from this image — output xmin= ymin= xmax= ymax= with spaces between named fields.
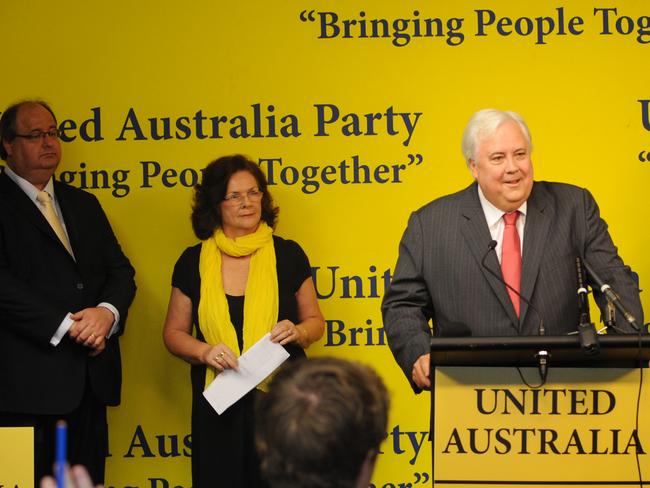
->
xmin=382 ymin=109 xmax=644 ymax=391
xmin=0 ymin=100 xmax=136 ymax=483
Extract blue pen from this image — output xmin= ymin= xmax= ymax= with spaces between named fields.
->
xmin=55 ymin=420 xmax=67 ymax=488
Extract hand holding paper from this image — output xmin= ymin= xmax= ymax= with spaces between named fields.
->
xmin=202 ymin=333 xmax=290 ymax=414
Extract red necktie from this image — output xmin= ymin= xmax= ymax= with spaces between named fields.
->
xmin=501 ymin=212 xmax=521 ymax=317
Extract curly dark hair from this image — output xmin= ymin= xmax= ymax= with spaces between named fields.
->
xmin=0 ymin=100 xmax=57 ymax=161
xmin=191 ymin=154 xmax=279 ymax=240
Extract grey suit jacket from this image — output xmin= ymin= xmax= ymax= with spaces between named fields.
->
xmin=381 ymin=181 xmax=644 ymax=388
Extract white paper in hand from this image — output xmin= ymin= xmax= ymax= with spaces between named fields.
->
xmin=202 ymin=333 xmax=290 ymax=414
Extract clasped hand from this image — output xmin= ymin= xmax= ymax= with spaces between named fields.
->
xmin=68 ymin=307 xmax=115 ymax=356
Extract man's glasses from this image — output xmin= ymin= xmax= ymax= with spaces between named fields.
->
xmin=13 ymin=129 xmax=61 ymax=142
xmin=223 ymin=188 xmax=263 ymax=206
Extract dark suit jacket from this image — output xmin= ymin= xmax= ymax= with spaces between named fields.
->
xmin=381 ymin=181 xmax=644 ymax=387
xmin=0 ymin=170 xmax=136 ymax=415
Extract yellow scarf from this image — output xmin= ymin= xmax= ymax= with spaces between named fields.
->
xmin=198 ymin=222 xmax=278 ymax=388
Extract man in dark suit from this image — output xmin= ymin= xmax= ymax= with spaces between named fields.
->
xmin=382 ymin=109 xmax=644 ymax=391
xmin=0 ymin=100 xmax=136 ymax=483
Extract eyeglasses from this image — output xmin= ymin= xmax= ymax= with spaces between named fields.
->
xmin=223 ymin=188 xmax=263 ymax=206
xmin=13 ymin=129 xmax=61 ymax=142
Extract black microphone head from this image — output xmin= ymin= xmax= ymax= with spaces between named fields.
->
xmin=436 ymin=322 xmax=472 ymax=337
xmin=482 ymin=240 xmax=498 ymax=269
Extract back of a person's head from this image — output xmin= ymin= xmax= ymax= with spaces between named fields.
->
xmin=256 ymin=357 xmax=389 ymax=488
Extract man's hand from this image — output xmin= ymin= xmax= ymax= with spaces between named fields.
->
xmin=412 ymin=353 xmax=431 ymax=390
xmin=68 ymin=307 xmax=114 ymax=353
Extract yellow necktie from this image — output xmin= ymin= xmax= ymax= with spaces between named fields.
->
xmin=36 ymin=190 xmax=74 ymax=256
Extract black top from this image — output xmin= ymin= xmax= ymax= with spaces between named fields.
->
xmin=226 ymin=294 xmax=245 ymax=351
xmin=171 ymin=234 xmax=312 ymax=394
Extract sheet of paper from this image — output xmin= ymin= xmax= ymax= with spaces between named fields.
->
xmin=202 ymin=332 xmax=290 ymax=414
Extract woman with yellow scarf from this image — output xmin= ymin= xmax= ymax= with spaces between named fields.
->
xmin=163 ymin=154 xmax=324 ymax=488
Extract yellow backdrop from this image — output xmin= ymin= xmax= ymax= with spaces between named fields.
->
xmin=2 ymin=1 xmax=648 ymax=486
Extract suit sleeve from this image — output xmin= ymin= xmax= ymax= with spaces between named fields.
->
xmin=580 ymin=188 xmax=644 ymax=332
xmin=381 ymin=212 xmax=434 ymax=390
xmin=89 ymin=196 xmax=136 ymax=335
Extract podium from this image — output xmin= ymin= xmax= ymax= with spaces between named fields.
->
xmin=430 ymin=334 xmax=650 ymax=368
xmin=429 ymin=335 xmax=650 ymax=487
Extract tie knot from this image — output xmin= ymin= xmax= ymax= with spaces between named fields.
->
xmin=36 ymin=191 xmax=52 ymax=205
xmin=503 ymin=211 xmax=519 ymax=226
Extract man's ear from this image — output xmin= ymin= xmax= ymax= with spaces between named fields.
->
xmin=2 ymin=139 xmax=12 ymax=159
xmin=355 ymin=449 xmax=379 ymax=488
xmin=469 ymin=159 xmax=479 ymax=179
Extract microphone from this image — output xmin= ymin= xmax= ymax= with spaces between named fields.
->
xmin=481 ymin=240 xmax=545 ymax=336
xmin=582 ymin=259 xmax=640 ymax=332
xmin=575 ymin=257 xmax=591 ymax=324
xmin=482 ymin=241 xmax=548 ymax=384
xmin=576 ymin=257 xmax=599 ymax=355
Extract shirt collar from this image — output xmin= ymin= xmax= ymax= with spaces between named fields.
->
xmin=476 ymin=184 xmax=527 ymax=226
xmin=3 ymin=165 xmax=55 ymax=203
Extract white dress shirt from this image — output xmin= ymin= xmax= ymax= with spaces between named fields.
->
xmin=476 ymin=185 xmax=526 ymax=264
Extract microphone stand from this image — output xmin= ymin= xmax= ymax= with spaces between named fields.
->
xmin=481 ymin=241 xmax=548 ymax=384
xmin=582 ymin=259 xmax=640 ymax=332
xmin=576 ymin=257 xmax=600 ymax=355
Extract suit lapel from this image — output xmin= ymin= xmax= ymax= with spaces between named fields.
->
xmin=520 ymin=182 xmax=553 ymax=326
xmin=459 ymin=183 xmax=520 ymax=330
xmin=0 ymin=172 xmax=76 ymax=261
xmin=53 ymin=181 xmax=80 ymax=259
